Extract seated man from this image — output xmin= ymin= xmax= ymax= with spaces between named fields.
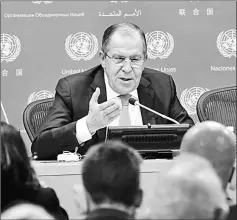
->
xmin=32 ymin=22 xmax=194 ymax=159
xmin=180 ymin=121 xmax=236 ymax=194
xmin=77 ymin=140 xmax=143 ymax=220
xmin=145 ymin=153 xmax=229 ymax=220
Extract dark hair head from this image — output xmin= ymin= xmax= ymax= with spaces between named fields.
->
xmin=1 ymin=122 xmax=39 ymax=188
xmin=82 ymin=140 xmax=142 ymax=207
xmin=101 ymin=22 xmax=147 ymax=56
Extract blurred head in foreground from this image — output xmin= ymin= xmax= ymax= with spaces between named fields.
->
xmin=1 ymin=202 xmax=55 ymax=220
xmin=1 ymin=122 xmax=68 ymax=220
xmin=82 ymin=140 xmax=143 ymax=217
xmin=1 ymin=121 xmax=39 ymax=188
xmin=180 ymin=121 xmax=236 ymax=189
xmin=146 ymin=153 xmax=229 ymax=220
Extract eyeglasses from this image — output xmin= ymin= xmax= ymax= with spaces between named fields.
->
xmin=104 ymin=53 xmax=145 ymax=68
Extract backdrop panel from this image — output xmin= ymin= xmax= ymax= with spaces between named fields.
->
xmin=1 ymin=1 xmax=236 ymax=147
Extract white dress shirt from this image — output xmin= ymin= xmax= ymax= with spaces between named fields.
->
xmin=75 ymin=73 xmax=143 ymax=144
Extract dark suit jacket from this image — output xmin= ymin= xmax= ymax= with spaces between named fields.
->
xmin=1 ymin=182 xmax=68 ymax=220
xmin=32 ymin=65 xmax=194 ymax=159
xmin=85 ymin=208 xmax=132 ymax=220
xmin=227 ymin=205 xmax=237 ymax=220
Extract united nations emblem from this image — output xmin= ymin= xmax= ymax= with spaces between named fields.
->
xmin=27 ymin=90 xmax=54 ymax=104
xmin=145 ymin=31 xmax=174 ymax=60
xmin=180 ymin=87 xmax=209 ymax=115
xmin=65 ymin=32 xmax=98 ymax=61
xmin=1 ymin=34 xmax=21 ymax=63
xmin=217 ymin=29 xmax=236 ymax=58
xmin=32 ymin=1 xmax=53 ymax=4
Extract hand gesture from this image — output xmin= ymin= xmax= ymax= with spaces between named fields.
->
xmin=86 ymin=88 xmax=121 ymax=134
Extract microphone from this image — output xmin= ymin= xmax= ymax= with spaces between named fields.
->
xmin=129 ymin=97 xmax=180 ymax=124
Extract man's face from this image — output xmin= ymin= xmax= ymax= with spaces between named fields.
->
xmin=100 ymin=32 xmax=146 ymax=95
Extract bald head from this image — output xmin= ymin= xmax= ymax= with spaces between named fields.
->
xmin=180 ymin=121 xmax=236 ymax=189
xmin=1 ymin=202 xmax=55 ymax=219
xmin=146 ymin=153 xmax=228 ymax=220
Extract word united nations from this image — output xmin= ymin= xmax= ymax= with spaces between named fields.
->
xmin=4 ymin=13 xmax=84 ymax=19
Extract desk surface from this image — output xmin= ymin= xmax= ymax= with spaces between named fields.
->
xmin=33 ymin=159 xmax=173 ymax=176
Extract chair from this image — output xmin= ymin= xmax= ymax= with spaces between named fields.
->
xmin=23 ymin=98 xmax=54 ymax=142
xmin=196 ymin=86 xmax=236 ymax=132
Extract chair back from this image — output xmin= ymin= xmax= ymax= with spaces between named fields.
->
xmin=196 ymin=86 xmax=236 ymax=132
xmin=23 ymin=98 xmax=54 ymax=142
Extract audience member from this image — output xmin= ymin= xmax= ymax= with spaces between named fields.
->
xmin=145 ymin=153 xmax=229 ymax=220
xmin=1 ymin=201 xmax=55 ymax=219
xmin=180 ymin=121 xmax=236 ymax=191
xmin=227 ymin=160 xmax=236 ymax=204
xmin=79 ymin=140 xmax=143 ymax=220
xmin=0 ymin=122 xmax=68 ymax=220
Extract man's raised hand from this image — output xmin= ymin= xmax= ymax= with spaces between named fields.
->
xmin=86 ymin=88 xmax=121 ymax=135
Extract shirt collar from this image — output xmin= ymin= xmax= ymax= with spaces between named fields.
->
xmin=104 ymin=72 xmax=138 ymax=100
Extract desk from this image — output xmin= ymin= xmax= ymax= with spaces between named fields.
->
xmin=33 ymin=159 xmax=173 ymax=219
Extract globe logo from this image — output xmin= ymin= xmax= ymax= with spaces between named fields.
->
xmin=180 ymin=87 xmax=209 ymax=115
xmin=1 ymin=34 xmax=21 ymax=63
xmin=146 ymin=31 xmax=174 ymax=60
xmin=27 ymin=90 xmax=54 ymax=104
xmin=217 ymin=29 xmax=236 ymax=58
xmin=65 ymin=32 xmax=98 ymax=61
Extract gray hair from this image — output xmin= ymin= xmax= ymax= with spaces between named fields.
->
xmin=1 ymin=202 xmax=55 ymax=220
xmin=145 ymin=153 xmax=228 ymax=220
xmin=180 ymin=121 xmax=236 ymax=189
xmin=101 ymin=22 xmax=147 ymax=56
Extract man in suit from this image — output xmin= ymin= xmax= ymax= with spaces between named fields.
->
xmin=180 ymin=121 xmax=236 ymax=195
xmin=180 ymin=121 xmax=236 ymax=220
xmin=78 ymin=140 xmax=143 ymax=220
xmin=145 ymin=153 xmax=229 ymax=220
xmin=32 ymin=22 xmax=194 ymax=160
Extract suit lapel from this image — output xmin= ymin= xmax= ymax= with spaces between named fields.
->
xmin=89 ymin=66 xmax=107 ymax=141
xmin=138 ymin=77 xmax=156 ymax=125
